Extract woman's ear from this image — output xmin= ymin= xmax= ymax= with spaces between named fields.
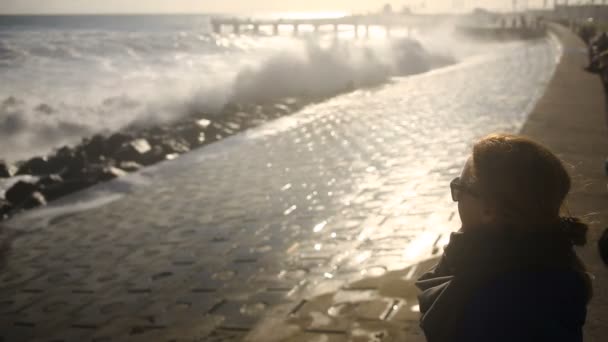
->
xmin=480 ymin=202 xmax=499 ymax=224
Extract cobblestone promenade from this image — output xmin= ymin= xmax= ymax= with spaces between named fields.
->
xmin=0 ymin=38 xmax=559 ymax=341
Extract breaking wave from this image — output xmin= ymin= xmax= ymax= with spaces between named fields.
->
xmin=0 ymin=27 xmax=456 ymax=161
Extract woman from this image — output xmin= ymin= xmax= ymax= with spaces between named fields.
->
xmin=416 ymin=133 xmax=592 ymax=342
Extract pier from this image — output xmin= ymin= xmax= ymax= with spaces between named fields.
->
xmin=210 ymin=13 xmax=548 ymax=39
xmin=210 ymin=15 xmax=435 ymax=37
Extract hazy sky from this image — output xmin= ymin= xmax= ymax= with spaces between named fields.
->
xmin=0 ymin=0 xmax=547 ymax=15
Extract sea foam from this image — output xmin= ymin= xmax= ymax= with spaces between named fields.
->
xmin=0 ymin=25 xmax=459 ymax=162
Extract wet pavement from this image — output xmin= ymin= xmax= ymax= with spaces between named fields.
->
xmin=0 ymin=37 xmax=559 ymax=341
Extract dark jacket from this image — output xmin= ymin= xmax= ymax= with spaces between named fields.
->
xmin=415 ymin=222 xmax=590 ymax=342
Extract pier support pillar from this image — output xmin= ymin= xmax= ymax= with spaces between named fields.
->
xmin=212 ymin=22 xmax=221 ymax=34
xmin=314 ymin=24 xmax=320 ymax=34
xmin=233 ymin=23 xmax=240 ymax=35
xmin=334 ymin=24 xmax=339 ymax=35
xmin=294 ymin=24 xmax=299 ymax=36
xmin=273 ymin=24 xmax=279 ymax=35
xmin=354 ymin=25 xmax=359 ymax=39
xmin=385 ymin=25 xmax=391 ymax=38
xmin=365 ymin=25 xmax=370 ymax=39
xmin=253 ymin=24 xmax=259 ymax=35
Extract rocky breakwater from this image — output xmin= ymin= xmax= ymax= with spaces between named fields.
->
xmin=0 ymin=98 xmax=306 ymax=221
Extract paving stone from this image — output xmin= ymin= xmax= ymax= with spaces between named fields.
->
xmin=69 ymin=290 xmax=152 ymax=329
xmin=388 ymin=301 xmax=421 ymax=323
xmin=0 ymin=266 xmax=43 ymax=291
xmin=0 ymin=318 xmax=38 ymax=342
xmin=14 ymin=290 xmax=94 ymax=329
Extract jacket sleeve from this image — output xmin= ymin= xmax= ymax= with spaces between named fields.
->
xmin=417 ymin=254 xmax=452 ymax=281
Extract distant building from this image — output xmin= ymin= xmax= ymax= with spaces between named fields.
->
xmin=383 ymin=4 xmax=394 ymax=14
xmin=401 ymin=6 xmax=412 ymax=14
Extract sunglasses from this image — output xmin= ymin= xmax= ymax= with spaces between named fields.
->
xmin=450 ymin=177 xmax=480 ymax=202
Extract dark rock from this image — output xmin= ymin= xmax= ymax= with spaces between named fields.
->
xmin=45 ymin=146 xmax=79 ymax=174
xmin=56 ymin=154 xmax=88 ymax=180
xmin=45 ymin=152 xmax=75 ymax=175
xmin=148 ymin=126 xmax=168 ymax=136
xmin=0 ymin=161 xmax=16 ymax=178
xmin=52 ymin=146 xmax=77 ymax=163
xmin=91 ymin=165 xmax=128 ymax=182
xmin=5 ymin=181 xmax=38 ymax=205
xmin=83 ymin=134 xmax=107 ymax=160
xmin=118 ymin=161 xmax=143 ymax=172
xmin=42 ymin=179 xmax=94 ymax=201
xmin=146 ymin=134 xmax=165 ymax=147
xmin=49 ymin=145 xmax=87 ymax=174
xmin=42 ymin=165 xmax=125 ymax=202
xmin=161 ymin=138 xmax=190 ymax=155
xmin=140 ymin=146 xmax=166 ymax=166
xmin=16 ymin=157 xmax=52 ymax=176
xmin=22 ymin=192 xmax=46 ymax=209
xmin=0 ymin=199 xmax=13 ymax=219
xmin=177 ymin=125 xmax=206 ymax=147
xmin=106 ymin=133 xmax=134 ymax=155
xmin=203 ymin=123 xmax=225 ymax=142
xmin=114 ymin=139 xmax=152 ymax=163
xmin=64 ymin=164 xmax=124 ymax=184
xmin=36 ymin=174 xmax=64 ymax=189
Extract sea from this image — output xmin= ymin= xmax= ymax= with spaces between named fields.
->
xmin=0 ymin=14 xmax=558 ymax=163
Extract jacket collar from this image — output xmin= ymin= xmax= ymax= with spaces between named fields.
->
xmin=444 ymin=223 xmax=576 ymax=275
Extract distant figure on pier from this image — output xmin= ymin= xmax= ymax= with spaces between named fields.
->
xmin=520 ymin=15 xmax=527 ymax=28
xmin=535 ymin=16 xmax=544 ymax=30
xmin=585 ymin=32 xmax=608 ymax=73
xmin=499 ymin=17 xmax=506 ymax=28
xmin=416 ymin=133 xmax=591 ymax=342
xmin=579 ymin=18 xmax=597 ymax=45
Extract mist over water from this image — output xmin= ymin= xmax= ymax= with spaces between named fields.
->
xmin=0 ymin=15 xmax=515 ymax=162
